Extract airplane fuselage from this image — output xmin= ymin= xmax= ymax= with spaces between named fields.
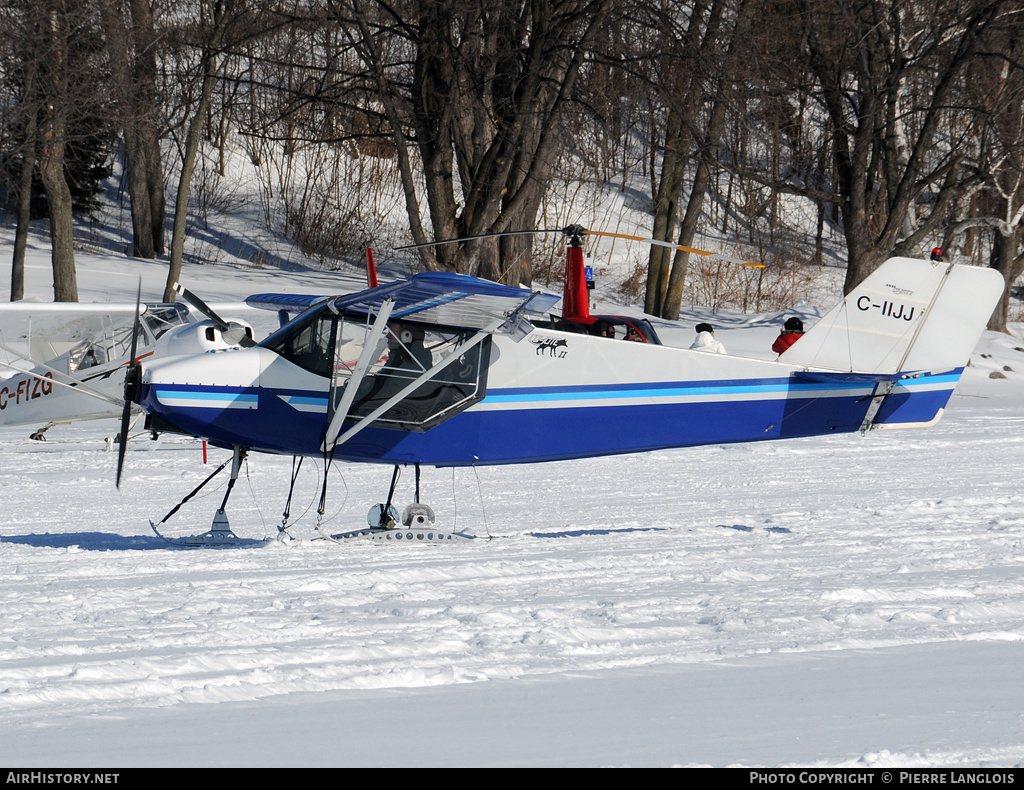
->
xmin=138 ymin=327 xmax=961 ymax=466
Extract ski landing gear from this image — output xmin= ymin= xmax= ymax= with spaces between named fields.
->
xmin=149 ymin=446 xmax=267 ymax=547
xmin=319 ymin=463 xmax=472 ymax=543
xmin=149 ymin=452 xmax=469 ymax=547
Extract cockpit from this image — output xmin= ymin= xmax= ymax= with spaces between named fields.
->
xmin=261 ymin=303 xmax=490 ymax=431
xmin=70 ymin=303 xmax=191 ymax=372
xmin=539 ymin=315 xmax=663 ymax=344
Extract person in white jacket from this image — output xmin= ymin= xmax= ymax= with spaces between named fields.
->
xmin=689 ymin=323 xmax=727 ymax=354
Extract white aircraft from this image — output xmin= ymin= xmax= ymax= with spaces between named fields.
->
xmin=0 ymin=291 xmax=253 ymax=439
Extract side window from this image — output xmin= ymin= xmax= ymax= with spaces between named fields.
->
xmin=266 ymin=310 xmax=491 ymax=430
xmin=263 ymin=306 xmax=337 ymax=376
xmin=349 ymin=325 xmax=491 ymax=432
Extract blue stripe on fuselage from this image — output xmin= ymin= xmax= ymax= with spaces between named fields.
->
xmin=483 ymin=372 xmax=961 ymax=404
xmin=140 ymin=371 xmax=960 ymax=464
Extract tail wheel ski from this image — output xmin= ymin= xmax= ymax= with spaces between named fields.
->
xmin=30 ymin=420 xmax=72 ymax=441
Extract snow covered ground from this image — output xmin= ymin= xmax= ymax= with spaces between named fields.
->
xmin=2 ymin=245 xmax=1024 ymax=767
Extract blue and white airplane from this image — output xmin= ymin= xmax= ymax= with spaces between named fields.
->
xmin=0 ymin=229 xmax=1005 ymax=545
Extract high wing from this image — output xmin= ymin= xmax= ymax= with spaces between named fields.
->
xmin=0 ymin=301 xmax=149 ymax=368
xmin=246 ymin=271 xmax=560 ymax=332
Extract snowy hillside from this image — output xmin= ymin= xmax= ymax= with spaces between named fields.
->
xmin=2 ymin=232 xmax=1024 ymax=767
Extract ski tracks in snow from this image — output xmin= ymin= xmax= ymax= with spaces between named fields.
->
xmin=3 ymin=373 xmax=1024 ymax=727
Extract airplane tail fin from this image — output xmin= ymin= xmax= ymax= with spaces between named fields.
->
xmin=365 ymin=247 xmax=379 ymax=288
xmin=778 ymin=257 xmax=1004 ymax=430
xmin=779 ymin=257 xmax=1003 ymax=375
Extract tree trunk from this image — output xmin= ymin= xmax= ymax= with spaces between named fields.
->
xmin=11 ymin=134 xmax=35 ymax=302
xmin=986 ymin=229 xmax=1024 ymax=333
xmin=38 ymin=3 xmax=77 ymax=302
xmin=39 ymin=128 xmax=78 ymax=302
xmin=97 ymin=0 xmax=155 ymax=259
xmin=661 ymin=73 xmax=734 ymax=319
xmin=645 ymin=108 xmax=685 ymax=315
xmin=130 ymin=0 xmax=165 ymax=254
xmin=165 ymin=64 xmax=220 ymax=301
xmin=164 ymin=0 xmax=232 ymax=301
xmin=11 ymin=62 xmax=38 ymax=302
xmin=644 ymin=0 xmax=740 ymax=317
xmin=662 ymin=156 xmax=714 ymax=320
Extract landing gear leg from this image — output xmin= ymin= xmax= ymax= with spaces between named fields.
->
xmin=367 ymin=465 xmax=401 ymax=529
xmin=401 ymin=463 xmax=435 ymax=527
xmin=275 ymin=456 xmax=304 ymax=541
xmin=149 ymin=445 xmax=253 ymax=547
xmin=208 ymin=446 xmax=247 ymax=542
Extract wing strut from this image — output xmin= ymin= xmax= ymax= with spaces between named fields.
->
xmin=323 ymin=298 xmax=394 ymax=448
xmin=858 ymin=380 xmax=895 ymax=434
xmin=0 ymin=341 xmax=126 ymax=408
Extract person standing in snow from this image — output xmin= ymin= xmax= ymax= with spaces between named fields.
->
xmin=772 ymin=317 xmax=804 ymax=354
xmin=690 ymin=322 xmax=727 ymax=354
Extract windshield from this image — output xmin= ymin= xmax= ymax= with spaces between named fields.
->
xmin=142 ymin=304 xmax=190 ymax=341
xmin=260 ymin=303 xmax=339 ymax=376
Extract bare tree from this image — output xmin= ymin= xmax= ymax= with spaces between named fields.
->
xmin=782 ymin=0 xmax=1006 ymax=294
xmin=660 ymin=0 xmax=755 ymax=320
xmin=641 ymin=0 xmax=728 ymax=317
xmin=130 ymin=0 xmax=167 ymax=254
xmin=164 ymin=0 xmax=241 ymax=301
xmin=6 ymin=6 xmax=42 ymax=301
xmin=339 ymin=0 xmax=614 ymax=280
xmin=36 ymin=0 xmax=80 ymax=301
xmin=945 ymin=18 xmax=1024 ymax=331
xmin=97 ymin=0 xmax=166 ymax=259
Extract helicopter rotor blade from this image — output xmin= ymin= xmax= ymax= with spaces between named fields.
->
xmin=396 ymin=226 xmax=763 ymax=267
xmin=395 ymin=229 xmax=567 ymax=251
xmin=580 ymin=229 xmax=764 ymax=268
